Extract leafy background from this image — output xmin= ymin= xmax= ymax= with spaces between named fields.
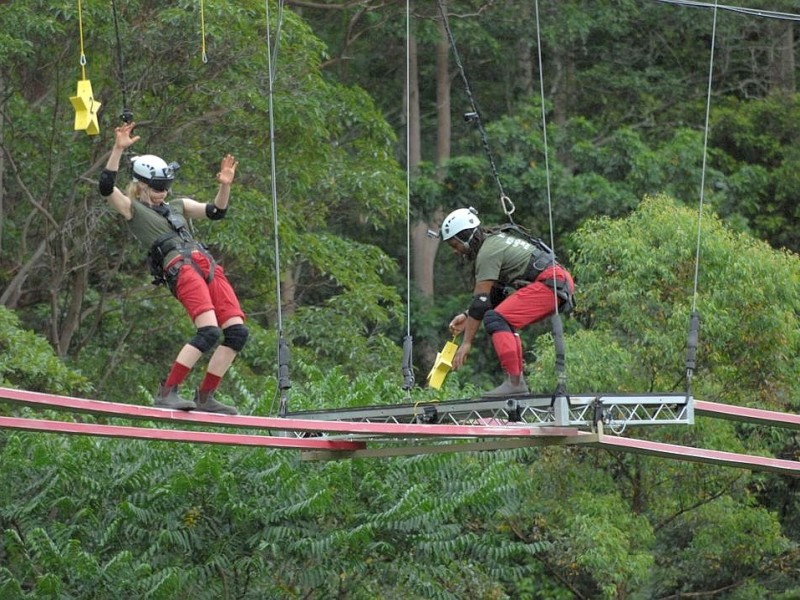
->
xmin=0 ymin=1 xmax=799 ymax=598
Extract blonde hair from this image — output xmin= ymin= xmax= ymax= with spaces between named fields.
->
xmin=126 ymin=180 xmax=148 ymax=201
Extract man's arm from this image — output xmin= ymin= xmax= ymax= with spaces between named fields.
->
xmin=451 ymin=279 xmax=495 ymax=370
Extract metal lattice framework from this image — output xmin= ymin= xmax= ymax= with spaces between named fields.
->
xmin=284 ymin=393 xmax=694 ymax=432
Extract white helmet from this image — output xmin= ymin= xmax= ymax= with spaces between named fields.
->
xmin=440 ymin=207 xmax=480 ymax=242
xmin=131 ymin=154 xmax=178 ymax=191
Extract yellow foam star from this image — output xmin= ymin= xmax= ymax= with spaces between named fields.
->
xmin=70 ymin=79 xmax=102 ymax=136
xmin=426 ymin=338 xmax=459 ymax=390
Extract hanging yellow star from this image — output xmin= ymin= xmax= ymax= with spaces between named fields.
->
xmin=70 ymin=79 xmax=102 ymax=136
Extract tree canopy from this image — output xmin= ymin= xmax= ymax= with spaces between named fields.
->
xmin=1 ymin=1 xmax=799 ymax=598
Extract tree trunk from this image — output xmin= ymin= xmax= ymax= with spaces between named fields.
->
xmin=56 ymin=265 xmax=88 ymax=358
xmin=0 ymin=237 xmax=48 ymax=308
xmin=409 ymin=15 xmax=441 ymax=300
xmin=407 ymin=30 xmax=421 ymax=171
xmin=516 ymin=3 xmax=534 ymax=99
xmin=769 ymin=20 xmax=795 ymax=93
xmin=410 ymin=7 xmax=450 ymax=301
xmin=0 ymin=74 xmax=5 ymax=250
xmin=281 ymin=265 xmax=298 ymax=319
xmin=435 ymin=13 xmax=451 ymax=176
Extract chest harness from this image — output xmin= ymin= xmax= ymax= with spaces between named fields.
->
xmin=147 ymin=204 xmax=215 ymax=295
xmin=491 ymin=224 xmax=574 ymax=313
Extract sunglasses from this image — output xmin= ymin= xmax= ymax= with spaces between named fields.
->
xmin=148 ymin=179 xmax=173 ymax=192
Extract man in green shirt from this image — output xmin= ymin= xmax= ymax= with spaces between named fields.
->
xmin=442 ymin=208 xmax=574 ymax=396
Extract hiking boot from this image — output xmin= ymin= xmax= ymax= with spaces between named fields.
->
xmin=482 ymin=376 xmax=530 ymax=398
xmin=155 ymin=382 xmax=196 ymax=410
xmin=193 ymin=389 xmax=238 ymax=415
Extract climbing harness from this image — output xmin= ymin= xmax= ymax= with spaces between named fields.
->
xmin=147 ymin=205 xmax=215 ymax=295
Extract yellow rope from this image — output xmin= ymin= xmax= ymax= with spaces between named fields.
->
xmin=200 ymin=0 xmax=208 ymax=63
xmin=77 ymin=0 xmax=86 ymax=80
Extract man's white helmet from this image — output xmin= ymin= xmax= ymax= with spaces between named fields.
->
xmin=440 ymin=207 xmax=480 ymax=242
xmin=131 ymin=154 xmax=178 ymax=191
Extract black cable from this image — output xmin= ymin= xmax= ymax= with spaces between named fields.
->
xmin=435 ymin=0 xmax=507 ymax=210
xmin=110 ymin=0 xmax=133 ymax=123
xmin=654 ymin=0 xmax=800 ymax=21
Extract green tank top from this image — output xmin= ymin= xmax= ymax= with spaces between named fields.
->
xmin=126 ymin=199 xmax=188 ymax=266
xmin=474 ymin=232 xmax=536 ymax=283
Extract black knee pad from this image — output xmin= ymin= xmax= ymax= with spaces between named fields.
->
xmin=484 ymin=310 xmax=513 ymax=335
xmin=221 ymin=324 xmax=249 ymax=352
xmin=189 ymin=326 xmax=221 ymax=353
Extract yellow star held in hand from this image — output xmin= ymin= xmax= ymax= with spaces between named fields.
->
xmin=70 ymin=79 xmax=102 ymax=136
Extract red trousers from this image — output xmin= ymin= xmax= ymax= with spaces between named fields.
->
xmin=490 ymin=265 xmax=574 ymax=377
xmin=171 ymin=251 xmax=245 ymax=325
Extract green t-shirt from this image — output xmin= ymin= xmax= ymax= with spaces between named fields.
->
xmin=126 ymin=199 xmax=189 ymax=267
xmin=474 ymin=232 xmax=535 ymax=284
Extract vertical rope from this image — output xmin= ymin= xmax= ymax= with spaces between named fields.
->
xmin=76 ymin=0 xmax=86 ymax=80
xmin=401 ymin=0 xmax=415 ymax=393
xmin=265 ymin=0 xmax=291 ymax=416
xmin=686 ymin=1 xmax=718 ymax=396
xmin=199 ymin=0 xmax=208 ymax=63
xmin=435 ymin=0 xmax=513 ymax=219
xmin=692 ymin=2 xmax=717 ymax=313
xmin=534 ymin=0 xmax=567 ymax=399
xmin=110 ymin=0 xmax=132 ymax=123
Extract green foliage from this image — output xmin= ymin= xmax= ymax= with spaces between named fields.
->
xmin=1 ymin=3 xmax=800 ymax=599
xmin=711 ymin=94 xmax=800 ymax=249
xmin=569 ymin=194 xmax=800 ymax=406
xmin=0 ymin=306 xmax=88 ymax=394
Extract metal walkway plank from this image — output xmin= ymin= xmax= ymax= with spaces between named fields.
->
xmin=695 ymin=400 xmax=800 ymax=431
xmin=0 ymin=387 xmax=578 ymax=439
xmin=597 ymin=434 xmax=800 ymax=477
xmin=0 ymin=416 xmax=364 ymax=450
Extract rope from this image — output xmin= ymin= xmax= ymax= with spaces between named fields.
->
xmin=434 ymin=0 xmax=513 ymax=221
xmin=654 ymin=0 xmax=800 ymax=21
xmin=264 ymin=0 xmax=291 ymax=416
xmin=531 ymin=0 xmax=568 ymax=400
xmin=76 ymin=0 xmax=86 ymax=80
xmin=685 ymin=1 xmax=719 ymax=396
xmin=110 ymin=0 xmax=132 ymax=123
xmin=401 ymin=0 xmax=414 ymax=393
xmin=199 ymin=0 xmax=208 ymax=64
xmin=533 ymin=1 xmax=558 ymax=306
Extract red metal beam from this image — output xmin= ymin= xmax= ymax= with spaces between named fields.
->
xmin=596 ymin=434 xmax=800 ymax=477
xmin=695 ymin=400 xmax=800 ymax=431
xmin=0 ymin=416 xmax=365 ymax=450
xmin=0 ymin=387 xmax=579 ymax=439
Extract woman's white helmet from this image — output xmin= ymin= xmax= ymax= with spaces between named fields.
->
xmin=131 ymin=155 xmax=178 ymax=191
xmin=440 ymin=207 xmax=480 ymax=242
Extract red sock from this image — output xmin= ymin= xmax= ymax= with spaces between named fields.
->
xmin=165 ymin=362 xmax=191 ymax=387
xmin=200 ymin=373 xmax=222 ymax=393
